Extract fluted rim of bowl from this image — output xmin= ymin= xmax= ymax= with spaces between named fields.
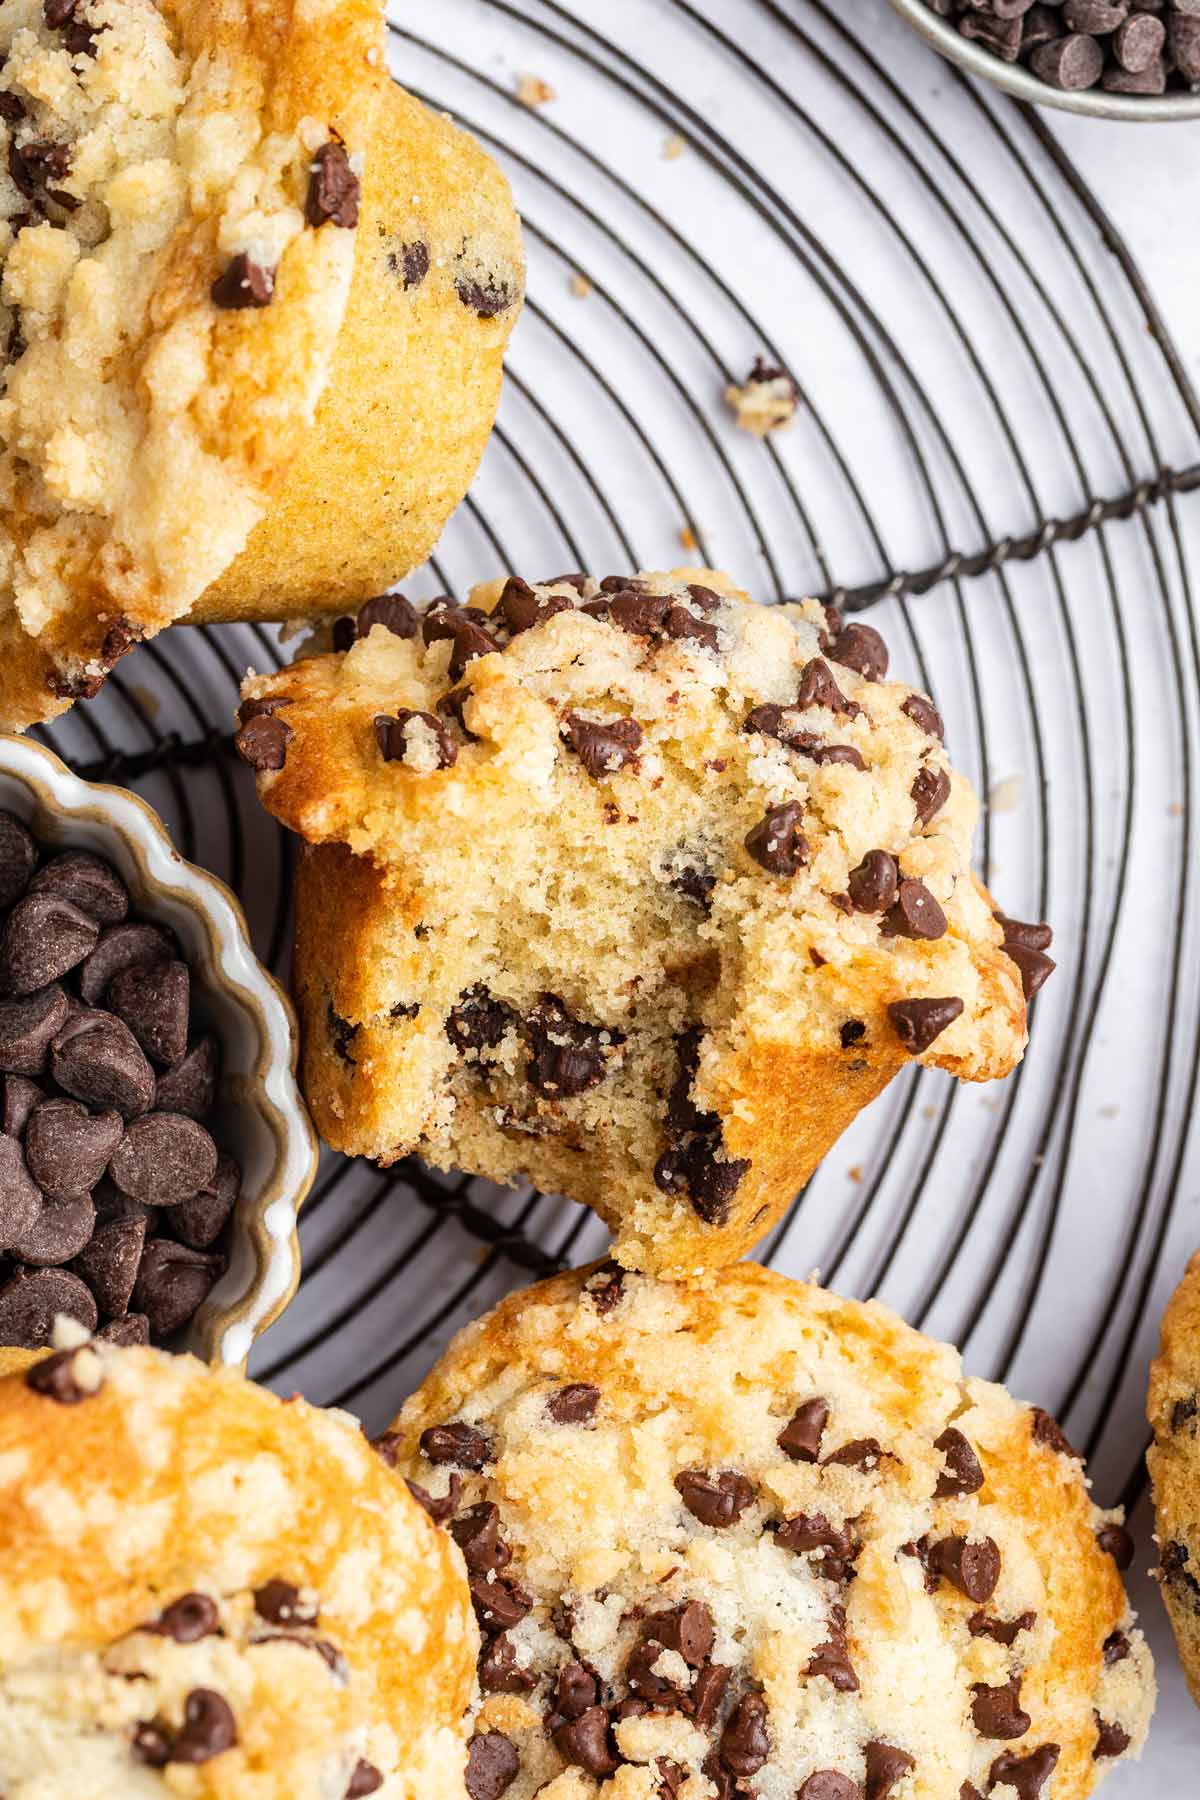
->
xmin=887 ymin=0 xmax=1200 ymax=121
xmin=0 ymin=732 xmax=317 ymax=1368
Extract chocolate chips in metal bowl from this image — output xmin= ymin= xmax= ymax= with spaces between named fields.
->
xmin=0 ymin=818 xmax=241 ymax=1350
xmin=910 ymin=1 xmax=1200 ymax=102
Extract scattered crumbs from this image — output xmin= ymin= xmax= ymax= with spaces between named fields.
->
xmin=517 ymin=72 xmax=556 ymax=108
xmin=679 ymin=524 xmax=698 ymax=551
xmin=663 ymin=133 xmax=687 ymax=160
xmin=847 ymin=1164 xmax=863 ymax=1184
xmin=1099 ymin=1103 xmax=1120 ymax=1119
xmin=921 ymin=1104 xmax=938 ymax=1121
xmin=725 ymin=358 xmax=800 ymax=438
xmin=988 ymin=775 xmax=1023 ymax=814
xmin=570 ymin=274 xmax=592 ymax=299
xmin=980 ymin=1096 xmax=1001 ymax=1112
xmin=1169 ymin=802 xmax=1185 ymax=818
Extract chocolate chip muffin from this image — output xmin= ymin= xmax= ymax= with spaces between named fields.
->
xmin=386 ymin=1261 xmax=1153 ymax=1800
xmin=0 ymin=0 xmax=523 ymax=730
xmin=1147 ymin=1246 xmax=1200 ymax=1708
xmin=237 ymin=568 xmax=1046 ymax=1276
xmin=0 ymin=1326 xmax=476 ymax=1797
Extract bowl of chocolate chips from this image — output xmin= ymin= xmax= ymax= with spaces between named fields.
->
xmin=890 ymin=0 xmax=1200 ymax=118
xmin=0 ymin=734 xmax=317 ymax=1366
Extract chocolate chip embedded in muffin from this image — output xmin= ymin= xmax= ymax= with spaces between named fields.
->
xmin=561 ymin=713 xmax=643 ymax=778
xmin=305 ymin=140 xmax=360 ymax=229
xmin=211 ymin=253 xmax=275 ymax=310
xmin=745 ymin=801 xmax=808 ymax=877
xmin=888 ymin=996 xmax=964 ymax=1055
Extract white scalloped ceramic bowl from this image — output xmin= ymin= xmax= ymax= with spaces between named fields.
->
xmin=0 ymin=733 xmax=317 ymax=1366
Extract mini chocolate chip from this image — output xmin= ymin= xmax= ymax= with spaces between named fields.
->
xmin=478 ymin=1631 xmax=536 ymax=1693
xmin=807 ymin=1605 xmax=858 ymax=1692
xmin=824 ymin=1437 xmax=883 ymax=1472
xmin=234 ymin=711 xmax=292 ymax=770
xmin=108 ymin=960 xmax=189 ymax=1068
xmin=796 ymin=657 xmax=861 ymax=717
xmin=644 ymin=1600 xmax=716 ymax=1667
xmin=745 ymin=801 xmax=808 ymax=876
xmin=847 ymin=850 xmax=899 ymax=914
xmin=466 ymin=1734 xmax=520 ymax=1800
xmin=888 ymin=997 xmax=963 ymax=1055
xmin=498 ymin=577 xmax=573 ymax=636
xmin=132 ymin=1723 xmax=171 ymax=1766
xmin=13 ymin=1193 xmax=96 ymax=1267
xmin=1003 ymin=943 xmax=1057 ymax=1002
xmin=346 ymin=1762 xmax=385 ymax=1798
xmin=552 ymin=1705 xmax=618 ymax=1778
xmin=627 ymin=1637 xmax=689 ymax=1707
xmin=420 ymin=1420 xmax=494 ymax=1469
xmin=170 ymin=1689 xmax=237 ymax=1764
xmin=674 ymin=1468 xmax=754 ymax=1528
xmin=254 ymin=1579 xmax=318 ymax=1626
xmin=96 ymin=1312 xmax=150 ymax=1345
xmin=585 ymin=1260 xmax=624 ymax=1312
xmin=356 ymin=592 xmax=419 ymax=639
xmin=547 ymin=1382 xmax=599 ymax=1425
xmin=987 ymin=1746 xmax=1060 ymax=1800
xmin=447 ymin=987 xmax=513 ymax=1054
xmin=1097 ymin=1523 xmax=1134 ymax=1570
xmin=902 ymin=694 xmax=944 ymax=741
xmin=777 ymin=1511 xmax=860 ymax=1580
xmin=928 ymin=1534 xmax=1001 ymax=1603
xmin=864 ymin=1742 xmax=915 ymax=1800
xmin=132 ymin=1239 xmax=222 ymax=1338
xmin=155 ymin=1037 xmax=219 ymax=1121
xmin=934 ymin=1427 xmax=984 ymax=1499
xmin=455 ymin=273 xmax=518 ymax=319
xmin=798 ymin=1775 xmax=862 ymax=1800
xmin=1030 ymin=31 xmax=1105 ymax=88
xmin=1 ymin=1074 xmax=41 ymax=1138
xmin=110 ymin=1113 xmax=218 ymax=1207
xmin=912 ymin=764 xmax=952 ymax=826
xmin=393 ymin=241 xmax=429 ymax=289
xmin=0 ymin=1267 xmax=96 ymax=1345
xmin=422 ymin=603 xmax=500 ymax=679
xmin=839 ymin=1020 xmax=866 ymax=1049
xmin=73 ymin=1214 xmax=146 ymax=1316
xmin=527 ymin=994 xmax=623 ymax=1099
xmin=451 ymin=1503 xmax=512 ymax=1574
xmin=25 ymin=1098 xmax=122 ymax=1199
xmin=995 ymin=913 xmax=1053 ymax=955
xmin=0 ymin=985 xmax=69 ymax=1077
xmin=561 ymin=713 xmax=643 ymax=778
xmin=375 ymin=710 xmax=458 ymax=769
xmin=588 ymin=589 xmax=670 ymax=637
xmin=30 ymin=852 xmax=127 ymax=925
xmin=0 ymin=1134 xmax=42 ymax=1250
xmin=79 ymin=923 xmax=173 ymax=1007
xmin=968 ymin=1610 xmax=1037 ymax=1647
xmin=778 ymin=1397 xmax=828 ymax=1462
xmin=720 ymin=1694 xmax=770 ymax=1777
xmin=550 ymin=1659 xmax=601 ymax=1724
xmin=1103 ymin=1630 xmax=1130 ymax=1666
xmin=0 ymin=893 xmax=99 ymax=996
xmin=1030 ymin=1407 xmax=1081 ymax=1459
xmin=470 ymin=1568 xmax=532 ymax=1634
xmin=237 ymin=694 xmax=294 ymax=727
xmin=148 ymin=1593 xmax=219 ymax=1643
xmin=306 ymin=140 xmax=359 ymax=228
xmin=211 ymin=253 xmax=274 ymax=309
xmin=1093 ymin=1716 xmax=1131 ymax=1760
xmin=25 ymin=1342 xmax=102 ymax=1404
xmin=690 ymin=1661 xmax=730 ymax=1728
xmin=171 ymin=1152 xmax=239 ymax=1250
xmin=402 ymin=1471 xmax=463 ymax=1526
xmin=829 ymin=623 xmax=888 ymax=681
xmin=885 ymin=878 xmax=947 ymax=941
xmin=662 ymin=602 xmax=719 ymax=651
xmin=972 ymin=1676 xmax=1031 ymax=1740
xmin=0 ymin=813 xmax=35 ymax=906
xmin=51 ymin=1010 xmax=156 ymax=1118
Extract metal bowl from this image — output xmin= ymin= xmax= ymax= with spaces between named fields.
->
xmin=0 ymin=733 xmax=319 ymax=1369
xmin=887 ymin=0 xmax=1200 ymax=120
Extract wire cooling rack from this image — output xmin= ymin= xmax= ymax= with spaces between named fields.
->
xmin=32 ymin=3 xmax=1200 ymax=1767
